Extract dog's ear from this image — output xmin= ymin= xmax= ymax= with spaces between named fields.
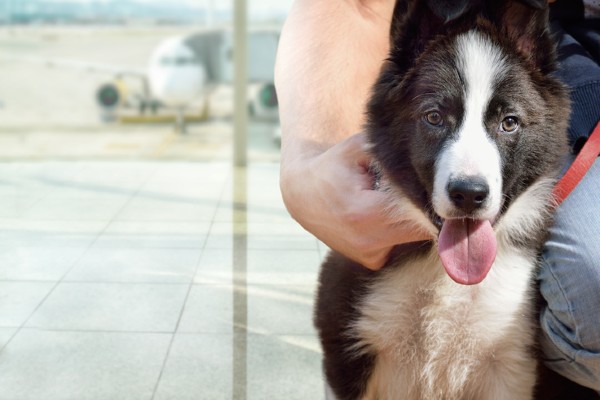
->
xmin=389 ymin=1 xmax=449 ymax=76
xmin=425 ymin=0 xmax=474 ymax=22
xmin=486 ymin=0 xmax=555 ymax=72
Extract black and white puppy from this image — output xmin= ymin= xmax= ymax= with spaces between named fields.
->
xmin=314 ymin=1 xmax=595 ymax=399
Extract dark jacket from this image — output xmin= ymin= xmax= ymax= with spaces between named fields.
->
xmin=551 ymin=0 xmax=600 ymax=152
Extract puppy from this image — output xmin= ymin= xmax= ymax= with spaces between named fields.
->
xmin=314 ymin=1 xmax=595 ymax=399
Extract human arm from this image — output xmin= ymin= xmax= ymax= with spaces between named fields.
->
xmin=275 ymin=0 xmax=431 ymax=270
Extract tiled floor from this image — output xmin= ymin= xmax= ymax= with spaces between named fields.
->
xmin=0 ymin=161 xmax=327 ymax=399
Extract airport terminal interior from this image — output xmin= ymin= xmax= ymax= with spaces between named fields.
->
xmin=0 ymin=2 xmax=326 ymax=399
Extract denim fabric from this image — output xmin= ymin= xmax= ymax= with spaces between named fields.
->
xmin=539 ymin=155 xmax=600 ymax=390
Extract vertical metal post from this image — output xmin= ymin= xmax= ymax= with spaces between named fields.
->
xmin=231 ymin=165 xmax=247 ymax=400
xmin=233 ymin=0 xmax=248 ymax=167
xmin=232 ymin=4 xmax=248 ymax=397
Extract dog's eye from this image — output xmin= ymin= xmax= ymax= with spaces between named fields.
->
xmin=500 ymin=116 xmax=519 ymax=133
xmin=425 ymin=111 xmax=443 ymax=126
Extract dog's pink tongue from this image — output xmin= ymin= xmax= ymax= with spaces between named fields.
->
xmin=438 ymin=219 xmax=496 ymax=285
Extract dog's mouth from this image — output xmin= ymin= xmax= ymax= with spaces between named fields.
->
xmin=379 ymin=172 xmax=499 ymax=285
xmin=436 ymin=216 xmax=497 ymax=286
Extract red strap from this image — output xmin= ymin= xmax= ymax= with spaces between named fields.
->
xmin=553 ymin=120 xmax=600 ymax=206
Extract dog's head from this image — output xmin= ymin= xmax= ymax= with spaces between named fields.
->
xmin=367 ymin=0 xmax=569 ymax=284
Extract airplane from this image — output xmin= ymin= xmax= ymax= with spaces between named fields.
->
xmin=9 ymin=28 xmax=280 ymax=134
xmin=99 ymin=28 xmax=280 ymax=133
xmin=96 ymin=31 xmax=219 ymax=134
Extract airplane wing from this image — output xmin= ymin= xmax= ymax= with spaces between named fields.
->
xmin=0 ymin=54 xmax=147 ymax=78
xmin=183 ymin=28 xmax=280 ymax=84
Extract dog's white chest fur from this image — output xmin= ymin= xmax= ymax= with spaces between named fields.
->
xmin=352 ymin=244 xmax=539 ymax=400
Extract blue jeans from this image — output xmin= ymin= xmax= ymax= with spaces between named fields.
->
xmin=539 ymin=154 xmax=600 ymax=390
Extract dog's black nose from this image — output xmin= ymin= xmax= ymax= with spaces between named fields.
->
xmin=447 ymin=177 xmax=489 ymax=214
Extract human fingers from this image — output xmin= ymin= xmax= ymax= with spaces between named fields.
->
xmin=285 ymin=133 xmax=431 ymax=270
xmin=328 ymin=133 xmax=376 ymax=190
xmin=351 ymin=192 xmax=432 ymax=267
xmin=316 ymin=135 xmax=432 ymax=267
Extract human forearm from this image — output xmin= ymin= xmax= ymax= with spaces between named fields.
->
xmin=274 ymin=1 xmax=431 ymax=269
xmin=274 ymin=0 xmax=395 ymax=166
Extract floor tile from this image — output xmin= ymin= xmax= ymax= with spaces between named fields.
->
xmin=0 ymin=220 xmax=107 ymax=247
xmin=212 ymin=201 xmax=236 ymax=222
xmin=0 ymin=282 xmax=55 ymax=327
xmin=246 ymin=203 xmax=291 ymax=224
xmin=247 ymin=222 xmax=318 ymax=250
xmin=139 ymin=179 xmax=225 ymax=198
xmin=139 ymin=171 xmax=228 ymax=200
xmin=65 ymin=248 xmax=200 ymax=283
xmin=94 ymin=221 xmax=211 ymax=248
xmin=204 ymin=222 xmax=245 ymax=249
xmin=0 ymin=161 xmax=326 ymax=400
xmin=246 ymin=187 xmax=280 ymax=202
xmin=245 ymin=173 xmax=289 ymax=224
xmin=317 ymin=240 xmax=331 ymax=259
xmin=247 ymin=285 xmax=317 ymax=336
xmin=246 ymin=334 xmax=324 ymax=400
xmin=0 ymin=329 xmax=171 ymax=400
xmin=193 ymin=248 xmax=233 ymax=285
xmin=0 ymin=328 xmax=16 ymax=349
xmin=246 ymin=249 xmax=321 ymax=285
xmin=8 ymin=162 xmax=81 ymax=197
xmin=69 ymin=162 xmax=157 ymax=192
xmin=178 ymin=285 xmax=233 ymax=334
xmin=204 ymin=222 xmax=318 ymax=251
xmin=153 ymin=334 xmax=233 ymax=400
xmin=141 ymin=161 xmax=230 ymax=183
xmin=39 ymin=177 xmax=140 ymax=198
xmin=26 ymin=283 xmax=189 ymax=332
xmin=23 ymin=194 xmax=130 ymax=221
xmin=116 ymin=195 xmax=218 ymax=222
xmin=0 ymin=246 xmax=87 ymax=281
xmin=0 ymin=195 xmax=40 ymax=218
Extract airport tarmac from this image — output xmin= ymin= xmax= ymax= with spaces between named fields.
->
xmin=0 ymin=25 xmax=281 ymax=161
xmin=0 ymin=26 xmax=198 ymax=128
xmin=0 ymin=120 xmax=280 ymax=161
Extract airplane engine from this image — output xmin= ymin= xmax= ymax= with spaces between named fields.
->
xmin=248 ymin=82 xmax=278 ymax=120
xmin=96 ymin=79 xmax=127 ymax=122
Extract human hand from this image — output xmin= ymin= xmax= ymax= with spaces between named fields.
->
xmin=280 ymin=133 xmax=432 ymax=270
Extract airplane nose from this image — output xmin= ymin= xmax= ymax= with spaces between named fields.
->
xmin=447 ymin=176 xmax=489 ymax=214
